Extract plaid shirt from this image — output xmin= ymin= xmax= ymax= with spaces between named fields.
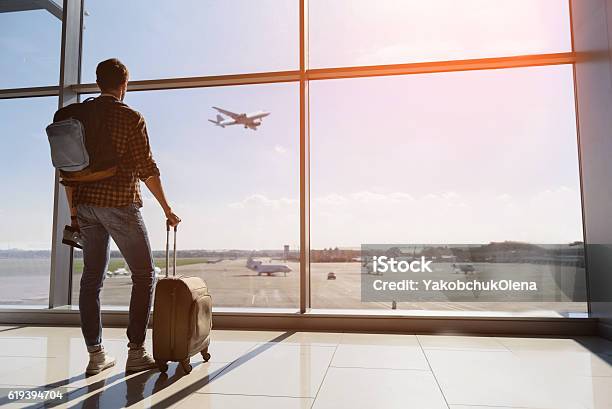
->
xmin=72 ymin=95 xmax=160 ymax=208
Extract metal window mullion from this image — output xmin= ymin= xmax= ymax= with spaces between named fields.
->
xmin=299 ymin=0 xmax=311 ymax=313
xmin=72 ymin=71 xmax=302 ymax=94
xmin=0 ymin=86 xmax=60 ymax=99
xmin=48 ymin=0 xmax=83 ymax=308
xmin=66 ymin=53 xmax=576 ymax=96
xmin=306 ymin=52 xmax=576 ymax=81
xmin=568 ymin=0 xmax=591 ymax=316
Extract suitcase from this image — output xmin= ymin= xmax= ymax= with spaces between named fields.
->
xmin=153 ymin=222 xmax=212 ymax=374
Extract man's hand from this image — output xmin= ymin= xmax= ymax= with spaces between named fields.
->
xmin=165 ymin=209 xmax=181 ymax=227
xmin=71 ymin=216 xmax=80 ymax=232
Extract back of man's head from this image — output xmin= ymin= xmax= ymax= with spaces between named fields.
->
xmin=96 ymin=58 xmax=129 ymax=92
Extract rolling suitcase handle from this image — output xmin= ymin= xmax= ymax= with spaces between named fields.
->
xmin=165 ymin=221 xmax=178 ymax=277
xmin=157 ymin=220 xmax=211 ymax=375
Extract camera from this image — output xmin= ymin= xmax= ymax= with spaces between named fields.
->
xmin=62 ymin=225 xmax=84 ymax=249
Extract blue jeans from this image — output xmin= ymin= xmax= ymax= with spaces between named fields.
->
xmin=77 ymin=204 xmax=155 ymax=348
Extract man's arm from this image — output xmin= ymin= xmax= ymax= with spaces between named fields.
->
xmin=144 ymin=175 xmax=181 ymax=227
xmin=131 ymin=114 xmax=181 ymax=227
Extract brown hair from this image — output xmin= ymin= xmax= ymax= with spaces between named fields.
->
xmin=96 ymin=58 xmax=129 ymax=91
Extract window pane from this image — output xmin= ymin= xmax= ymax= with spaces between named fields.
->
xmin=72 ymin=83 xmax=299 ymax=309
xmin=0 ymin=97 xmax=57 ymax=306
xmin=309 ymin=0 xmax=572 ymax=68
xmin=310 ymin=65 xmax=586 ymax=316
xmin=81 ymin=0 xmax=298 ymax=82
xmin=0 ymin=6 xmax=62 ymax=88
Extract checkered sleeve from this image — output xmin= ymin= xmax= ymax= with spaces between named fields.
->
xmin=131 ymin=114 xmax=160 ymax=181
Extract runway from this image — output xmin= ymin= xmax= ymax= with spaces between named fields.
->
xmin=67 ymin=258 xmax=587 ymax=316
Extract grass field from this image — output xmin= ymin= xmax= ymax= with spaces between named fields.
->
xmin=73 ymin=257 xmax=210 ymax=273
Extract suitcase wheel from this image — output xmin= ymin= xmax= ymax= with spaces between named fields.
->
xmin=201 ymin=351 xmax=211 ymax=362
xmin=180 ymin=359 xmax=192 ymax=374
xmin=156 ymin=361 xmax=168 ymax=373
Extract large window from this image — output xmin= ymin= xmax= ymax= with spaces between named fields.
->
xmin=1 ymin=0 xmax=586 ymax=317
xmin=72 ymin=84 xmax=300 ymax=308
xmin=0 ymin=5 xmax=62 ymax=88
xmin=0 ymin=97 xmax=57 ymax=306
xmin=81 ymin=0 xmax=298 ymax=81
xmin=310 ymin=64 xmax=586 ymax=315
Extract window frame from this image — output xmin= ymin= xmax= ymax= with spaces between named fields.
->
xmin=0 ymin=0 xmax=589 ymax=324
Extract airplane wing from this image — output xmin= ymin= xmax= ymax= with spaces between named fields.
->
xmin=213 ymin=106 xmax=240 ymax=119
xmin=247 ymin=112 xmax=270 ymax=120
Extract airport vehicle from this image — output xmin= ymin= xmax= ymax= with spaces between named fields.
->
xmin=246 ymin=257 xmax=292 ymax=276
xmin=452 ymin=263 xmax=476 ymax=274
xmin=113 ymin=267 xmax=129 ymax=276
xmin=153 ymin=223 xmax=212 ymax=374
xmin=327 ymin=272 xmax=337 ymax=280
xmin=208 ymin=106 xmax=270 ymax=130
xmin=154 ymin=266 xmax=163 ymax=278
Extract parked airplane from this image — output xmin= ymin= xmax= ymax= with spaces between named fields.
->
xmin=246 ymin=257 xmax=291 ymax=276
xmin=208 ymin=106 xmax=270 ymax=130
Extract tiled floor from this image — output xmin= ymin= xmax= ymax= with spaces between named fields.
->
xmin=0 ymin=325 xmax=611 ymax=408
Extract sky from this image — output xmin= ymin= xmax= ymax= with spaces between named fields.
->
xmin=0 ymin=0 xmax=582 ymax=251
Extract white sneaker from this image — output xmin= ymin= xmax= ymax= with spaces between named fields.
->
xmin=86 ymin=348 xmax=116 ymax=375
xmin=126 ymin=347 xmax=157 ymax=372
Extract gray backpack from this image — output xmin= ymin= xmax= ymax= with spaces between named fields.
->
xmin=46 ymin=118 xmax=89 ymax=172
xmin=46 ymin=97 xmax=118 ymax=183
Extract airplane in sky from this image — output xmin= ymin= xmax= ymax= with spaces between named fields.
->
xmin=246 ymin=257 xmax=292 ymax=276
xmin=208 ymin=106 xmax=271 ymax=130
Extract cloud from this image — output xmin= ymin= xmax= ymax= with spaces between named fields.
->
xmin=315 ymin=193 xmax=348 ymax=206
xmin=311 ymin=186 xmax=583 ymax=247
xmin=274 ymin=145 xmax=287 ymax=154
xmin=350 ymin=191 xmax=388 ymax=203
xmin=441 ymin=192 xmax=459 ymax=200
xmin=532 ymin=186 xmax=574 ymax=201
xmin=229 ymin=194 xmax=297 ymax=209
xmin=388 ymin=192 xmax=415 ymax=202
xmin=316 ymin=191 xmax=458 ymax=206
xmin=349 ymin=191 xmax=419 ymax=203
xmin=422 ymin=193 xmax=439 ymax=201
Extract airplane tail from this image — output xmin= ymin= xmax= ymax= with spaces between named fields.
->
xmin=208 ymin=114 xmax=225 ymax=127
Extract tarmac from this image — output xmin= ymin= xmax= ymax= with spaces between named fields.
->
xmin=71 ymin=258 xmax=588 ymax=316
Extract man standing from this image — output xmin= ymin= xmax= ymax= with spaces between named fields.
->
xmin=64 ymin=58 xmax=180 ymax=375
